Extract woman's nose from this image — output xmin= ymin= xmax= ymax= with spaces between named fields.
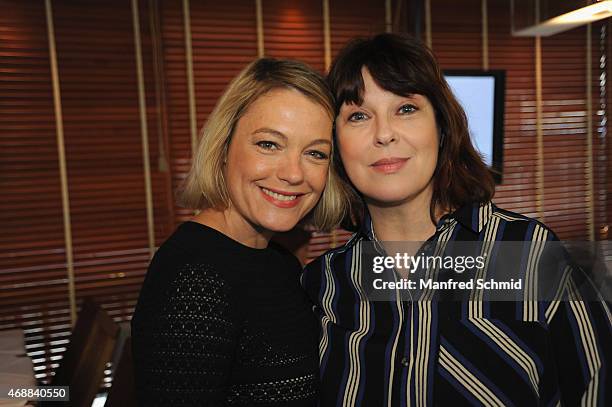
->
xmin=374 ymin=117 xmax=397 ymax=146
xmin=277 ymin=154 xmax=305 ymax=185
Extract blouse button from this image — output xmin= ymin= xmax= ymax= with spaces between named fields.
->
xmin=401 ymin=357 xmax=410 ymax=367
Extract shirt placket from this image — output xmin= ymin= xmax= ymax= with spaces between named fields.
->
xmin=394 ymin=220 xmax=452 ymax=407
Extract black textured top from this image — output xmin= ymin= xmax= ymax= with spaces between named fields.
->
xmin=131 ymin=221 xmax=319 ymax=406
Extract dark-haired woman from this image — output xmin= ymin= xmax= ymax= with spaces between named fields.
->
xmin=302 ymin=33 xmax=611 ymax=406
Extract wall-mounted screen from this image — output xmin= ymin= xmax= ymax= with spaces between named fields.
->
xmin=444 ymin=70 xmax=505 ymax=183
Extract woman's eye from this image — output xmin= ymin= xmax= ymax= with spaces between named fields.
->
xmin=307 ymin=150 xmax=330 ymax=160
xmin=256 ymin=140 xmax=278 ymax=150
xmin=348 ymin=111 xmax=367 ymax=122
xmin=399 ymin=104 xmax=417 ymax=114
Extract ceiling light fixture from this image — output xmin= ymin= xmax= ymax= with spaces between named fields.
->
xmin=514 ymin=0 xmax=612 ymax=37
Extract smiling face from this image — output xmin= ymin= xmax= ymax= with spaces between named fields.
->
xmin=223 ymin=87 xmax=333 ymax=234
xmin=335 ymin=68 xmax=439 ymax=207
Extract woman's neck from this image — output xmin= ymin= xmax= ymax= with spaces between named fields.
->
xmin=366 ymin=187 xmax=441 ymax=242
xmin=191 ymin=207 xmax=272 ymax=249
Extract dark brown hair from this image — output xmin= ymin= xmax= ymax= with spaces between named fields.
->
xmin=328 ymin=33 xmax=495 ymax=227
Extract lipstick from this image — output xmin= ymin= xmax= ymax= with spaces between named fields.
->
xmin=370 ymin=157 xmax=409 ymax=174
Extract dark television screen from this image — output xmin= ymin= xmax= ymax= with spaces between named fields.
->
xmin=444 ymin=70 xmax=505 ymax=182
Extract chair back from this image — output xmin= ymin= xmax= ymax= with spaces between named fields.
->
xmin=104 ymin=336 xmax=136 ymax=407
xmin=47 ymin=298 xmax=119 ymax=407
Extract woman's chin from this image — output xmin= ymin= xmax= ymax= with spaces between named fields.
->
xmin=257 ymin=218 xmax=301 ymax=234
xmin=361 ymin=184 xmax=432 ymax=208
xmin=364 ymin=193 xmax=413 ymax=207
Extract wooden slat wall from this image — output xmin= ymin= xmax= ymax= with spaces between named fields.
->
xmin=262 ymin=0 xmax=325 ymax=72
xmin=0 ymin=0 xmax=173 ymax=383
xmin=540 ymin=27 xmax=589 ymax=239
xmin=0 ymin=0 xmax=71 ymax=382
xmin=0 ymin=0 xmax=609 ymax=387
xmin=431 ymin=0 xmax=610 ymax=240
xmin=190 ymin=0 xmax=258 ymax=126
xmin=602 ymin=20 xmax=612 ymax=240
xmin=592 ymin=20 xmax=611 ymax=244
xmin=431 ymin=0 xmax=482 ymax=67
xmin=146 ymin=1 xmax=175 ymax=249
xmin=159 ymin=0 xmax=192 ymax=223
xmin=263 ymin=0 xmax=325 ymax=73
xmin=159 ymin=0 xmax=258 ymax=225
xmin=608 ymin=19 xmax=612 ymax=240
xmin=329 ymin=0 xmax=386 ymax=58
xmin=306 ymin=229 xmax=353 ymax=262
xmin=488 ymin=2 xmax=540 ymax=217
xmin=433 ymin=0 xmax=540 ymax=217
xmin=49 ymin=0 xmax=159 ymax=382
xmin=600 ymin=20 xmax=610 ymax=235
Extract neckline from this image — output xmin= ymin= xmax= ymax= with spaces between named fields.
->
xmin=182 ymin=220 xmax=273 ymax=256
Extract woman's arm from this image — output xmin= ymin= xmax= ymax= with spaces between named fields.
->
xmin=131 ymin=262 xmax=240 ymax=406
xmin=546 ymin=261 xmax=612 ymax=405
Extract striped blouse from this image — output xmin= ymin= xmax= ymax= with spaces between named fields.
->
xmin=302 ymin=202 xmax=611 ymax=406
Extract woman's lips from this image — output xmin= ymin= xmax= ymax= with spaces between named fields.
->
xmin=259 ymin=186 xmax=304 ymax=208
xmin=370 ymin=157 xmax=409 ymax=174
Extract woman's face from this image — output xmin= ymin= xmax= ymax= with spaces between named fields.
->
xmin=335 ymin=68 xmax=439 ymax=206
xmin=224 ymin=87 xmax=332 ymax=233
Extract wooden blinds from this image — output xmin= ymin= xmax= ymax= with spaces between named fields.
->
xmin=0 ymin=0 xmax=608 ymax=387
xmin=329 ymin=0 xmax=387 ymax=57
xmin=0 ymin=0 xmax=174 ymax=382
xmin=159 ymin=0 xmax=257 ymax=224
xmin=262 ymin=0 xmax=325 ymax=72
xmin=0 ymin=0 xmax=69 ymax=383
xmin=430 ymin=0 xmax=610 ymax=240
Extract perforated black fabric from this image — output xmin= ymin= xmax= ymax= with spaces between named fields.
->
xmin=131 ymin=222 xmax=318 ymax=406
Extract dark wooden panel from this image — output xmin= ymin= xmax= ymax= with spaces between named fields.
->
xmin=263 ymin=0 xmax=325 ymax=72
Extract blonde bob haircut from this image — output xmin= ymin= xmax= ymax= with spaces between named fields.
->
xmin=178 ymin=57 xmax=351 ymax=231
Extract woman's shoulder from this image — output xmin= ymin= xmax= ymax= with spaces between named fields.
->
xmin=145 ymin=222 xmax=305 ymax=291
xmin=301 ymin=231 xmax=362 ymax=292
xmin=152 ymin=221 xmax=270 ymax=268
xmin=139 ymin=223 xmax=220 ymax=287
xmin=155 ymin=221 xmax=233 ymax=260
xmin=478 ymin=202 xmax=561 ymax=242
xmin=438 ymin=201 xmax=559 ymax=242
xmin=135 ymin=223 xmax=237 ymax=315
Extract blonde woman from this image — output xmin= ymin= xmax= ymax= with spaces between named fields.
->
xmin=131 ymin=58 xmax=349 ymax=406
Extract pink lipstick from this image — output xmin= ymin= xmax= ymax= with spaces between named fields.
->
xmin=370 ymin=157 xmax=409 ymax=174
xmin=259 ymin=186 xmax=304 ymax=208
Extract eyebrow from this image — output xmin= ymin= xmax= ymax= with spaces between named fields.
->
xmin=343 ymin=93 xmax=421 ymax=109
xmin=306 ymin=139 xmax=332 ymax=148
xmin=253 ymin=128 xmax=332 ymax=148
xmin=253 ymin=127 xmax=287 ymax=140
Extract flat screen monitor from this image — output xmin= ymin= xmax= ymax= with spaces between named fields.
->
xmin=443 ymin=70 xmax=505 ymax=182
